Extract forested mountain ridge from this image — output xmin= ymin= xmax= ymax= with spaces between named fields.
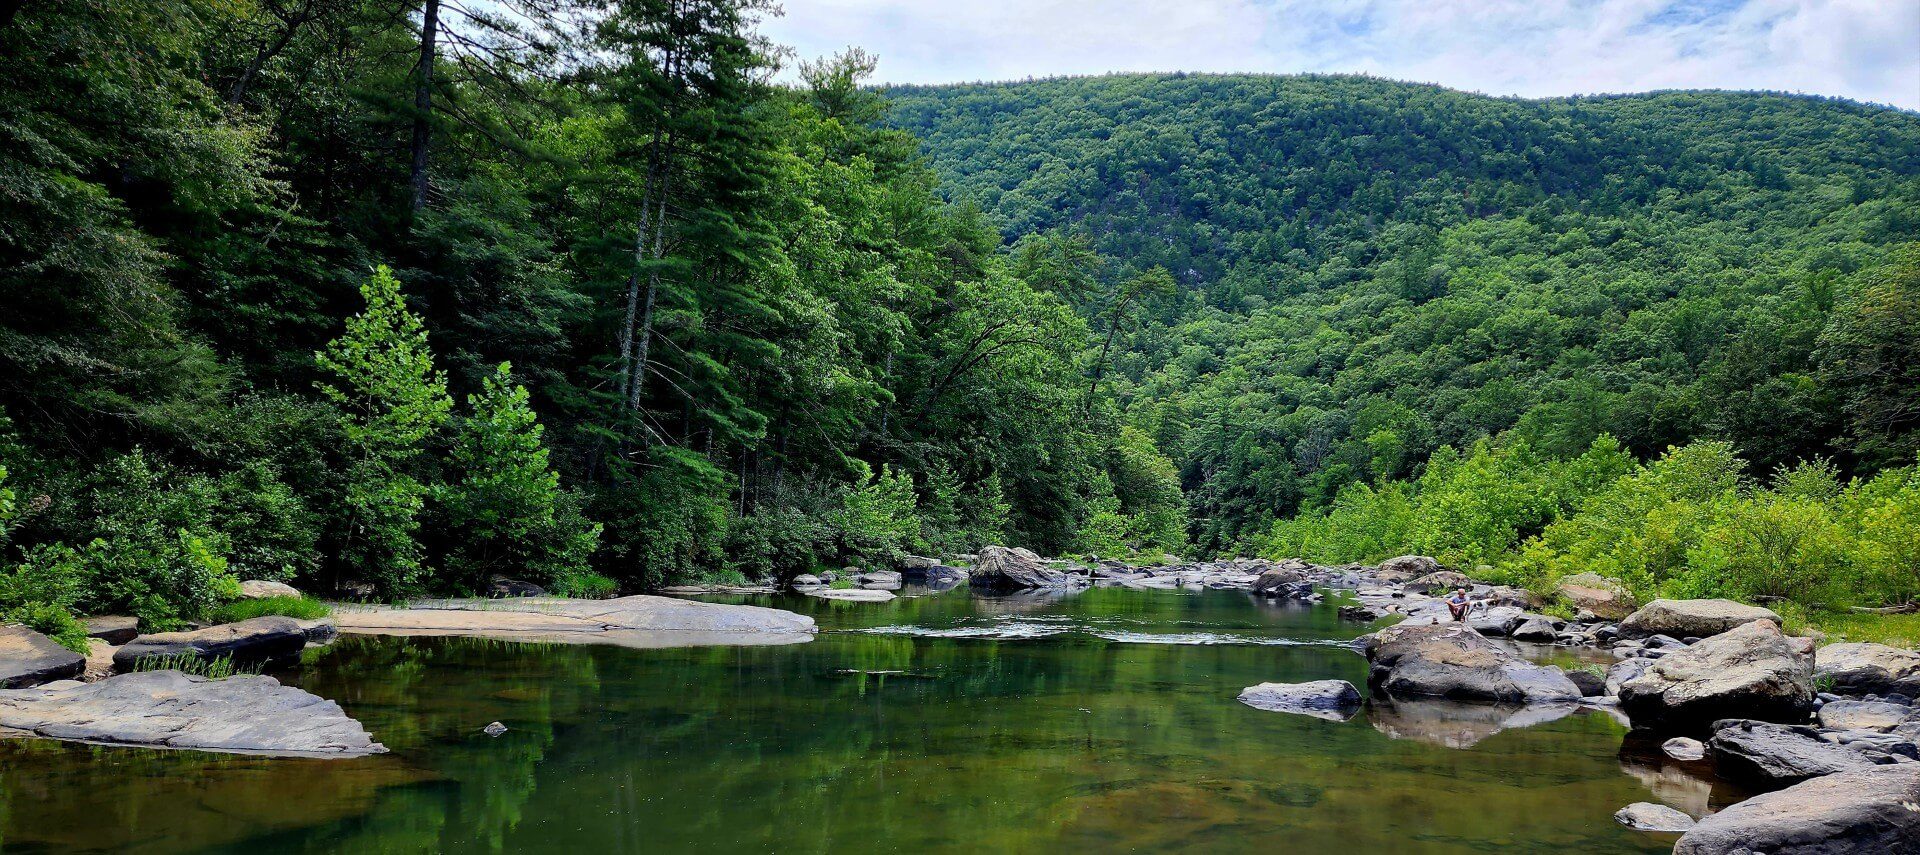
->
xmin=886 ymin=74 xmax=1920 ymax=553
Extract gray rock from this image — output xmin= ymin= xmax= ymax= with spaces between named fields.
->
xmin=1404 ymin=570 xmax=1472 ymax=595
xmin=483 ymin=721 xmax=508 ymax=737
xmin=1509 ymin=615 xmax=1564 ymax=642
xmin=790 ymin=574 xmax=823 ymax=588
xmin=1618 ymin=598 xmax=1782 ymax=640
xmin=294 ymin=617 xmax=338 ymax=644
xmin=1567 ymin=669 xmax=1607 ymax=698
xmin=1615 ymin=802 xmax=1696 ymax=833
xmin=1236 ymin=680 xmax=1363 ymax=721
xmin=1818 ymin=700 xmax=1914 ymax=732
xmin=805 ymin=588 xmax=896 ymax=602
xmin=1558 ymin=572 xmax=1638 ymax=620
xmin=81 ymin=616 xmax=140 ymax=645
xmin=1339 ymin=604 xmax=1388 ymax=623
xmin=1674 ymin=764 xmax=1920 ymax=854
xmin=970 ymin=546 xmax=1077 ymax=590
xmin=1663 ymin=736 xmax=1707 ymax=760
xmin=856 ymin=570 xmax=902 ymax=587
xmin=1618 ymin=619 xmax=1814 ymax=732
xmin=1709 ymin=719 xmax=1883 ymax=787
xmin=1467 ymin=605 xmax=1525 ymax=636
xmin=332 ymin=595 xmax=817 ymax=649
xmin=487 ymin=577 xmax=545 ymax=598
xmin=1815 ymin=642 xmax=1920 ymax=696
xmin=112 ymin=617 xmax=307 ymax=670
xmin=1363 ymin=622 xmax=1581 ymax=703
xmin=0 ymin=625 xmax=85 ymax=689
xmin=237 ymin=580 xmax=302 ymax=600
xmin=0 ymin=670 xmax=385 ymax=757
xmin=1251 ymin=567 xmax=1309 ymax=596
xmin=1374 ymin=555 xmax=1440 ymax=582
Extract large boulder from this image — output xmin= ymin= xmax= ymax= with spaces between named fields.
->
xmin=1708 ymin=719 xmax=1883 ymax=787
xmin=970 ymin=546 xmax=1076 ymax=590
xmin=1362 ymin=622 xmax=1581 ymax=703
xmin=1674 ymin=764 xmax=1920 ymax=854
xmin=1508 ymin=615 xmax=1564 ymax=642
xmin=1814 ymin=642 xmax=1920 ymax=695
xmin=1404 ymin=570 xmax=1472 ymax=595
xmin=81 ymin=615 xmax=140 ymax=645
xmin=237 ymin=579 xmax=302 ymax=600
xmin=1251 ymin=567 xmax=1312 ymax=597
xmin=1618 ymin=598 xmax=1781 ymax=640
xmin=0 ymin=625 xmax=85 ymax=689
xmin=1466 ymin=605 xmax=1525 ymax=637
xmin=1556 ymin=572 xmax=1636 ymax=620
xmin=0 ymin=670 xmax=385 ymax=757
xmin=1374 ymin=555 xmax=1440 ymax=582
xmin=1618 ymin=619 xmax=1813 ymax=731
xmin=112 ymin=617 xmax=307 ymax=670
xmin=1236 ymin=680 xmax=1363 ymax=721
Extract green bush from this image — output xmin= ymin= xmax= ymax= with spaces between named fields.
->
xmin=208 ymin=595 xmax=332 ymax=624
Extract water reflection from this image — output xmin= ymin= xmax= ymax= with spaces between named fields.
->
xmin=1 ymin=589 xmax=1682 ymax=854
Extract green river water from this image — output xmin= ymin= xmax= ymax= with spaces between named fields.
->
xmin=0 ymin=587 xmax=1749 ymax=853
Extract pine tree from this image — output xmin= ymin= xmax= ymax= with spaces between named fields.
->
xmin=317 ymin=266 xmax=452 ymax=594
xmin=435 ymin=362 xmax=601 ymax=593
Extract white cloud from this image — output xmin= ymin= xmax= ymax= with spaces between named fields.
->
xmin=761 ymin=0 xmax=1920 ymax=109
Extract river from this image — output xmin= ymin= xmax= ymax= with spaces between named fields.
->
xmin=0 ymin=586 xmax=1748 ymax=853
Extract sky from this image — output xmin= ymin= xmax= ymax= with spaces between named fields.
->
xmin=761 ymin=0 xmax=1920 ymax=110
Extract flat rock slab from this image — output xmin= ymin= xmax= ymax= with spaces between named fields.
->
xmin=0 ymin=670 xmax=385 ymax=757
xmin=113 ymin=617 xmax=307 ymax=670
xmin=81 ymin=616 xmax=139 ymax=645
xmin=1675 ymin=764 xmax=1920 ymax=854
xmin=805 ymin=588 xmax=896 ymax=602
xmin=1619 ymin=598 xmax=1780 ymax=640
xmin=332 ymin=595 xmax=816 ymax=649
xmin=0 ymin=625 xmax=85 ymax=689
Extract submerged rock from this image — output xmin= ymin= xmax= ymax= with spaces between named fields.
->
xmin=1814 ymin=642 xmax=1920 ymax=696
xmin=483 ymin=721 xmax=508 ymax=737
xmin=0 ymin=671 xmax=385 ymax=757
xmin=1366 ymin=696 xmax=1579 ymax=749
xmin=112 ymin=617 xmax=307 ymax=670
xmin=0 ymin=625 xmax=85 ymax=689
xmin=1363 ymin=622 xmax=1581 ymax=703
xmin=1615 ymin=802 xmax=1695 ymax=833
xmin=1618 ymin=619 xmax=1813 ymax=732
xmin=970 ymin=546 xmax=1077 ymax=590
xmin=1674 ymin=764 xmax=1920 ymax=854
xmin=332 ymin=595 xmax=817 ymax=649
xmin=1708 ymin=719 xmax=1882 ymax=787
xmin=1618 ymin=598 xmax=1781 ymax=640
xmin=1236 ymin=680 xmax=1363 ymax=721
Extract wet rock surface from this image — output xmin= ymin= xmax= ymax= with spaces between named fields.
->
xmin=1615 ymin=801 xmax=1695 ymax=833
xmin=332 ymin=595 xmax=817 ymax=649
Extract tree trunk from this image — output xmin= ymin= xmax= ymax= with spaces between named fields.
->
xmin=408 ymin=0 xmax=440 ymax=212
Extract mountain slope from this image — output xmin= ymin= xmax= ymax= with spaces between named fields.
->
xmin=886 ymin=74 xmax=1920 ymax=549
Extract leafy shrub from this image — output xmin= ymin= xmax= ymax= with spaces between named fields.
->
xmin=549 ymin=572 xmax=619 ymax=599
xmin=208 ymin=595 xmax=331 ymax=624
xmin=833 ymin=461 xmax=920 ymax=564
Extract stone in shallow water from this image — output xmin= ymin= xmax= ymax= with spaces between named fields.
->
xmin=332 ymin=595 xmax=817 ymax=649
xmin=1674 ymin=764 xmax=1920 ymax=855
xmin=1708 ymin=719 xmax=1881 ymax=787
xmin=1363 ymin=622 xmax=1581 ymax=703
xmin=1618 ymin=619 xmax=1813 ymax=732
xmin=1235 ymin=680 xmax=1362 ymax=721
xmin=805 ymin=588 xmax=895 ymax=602
xmin=0 ymin=625 xmax=84 ymax=689
xmin=0 ymin=670 xmax=385 ymax=757
xmin=1662 ymin=736 xmax=1706 ymax=761
xmin=1615 ymin=802 xmax=1695 ymax=833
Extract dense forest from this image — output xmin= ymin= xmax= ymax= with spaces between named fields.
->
xmin=888 ymin=74 xmax=1920 ymax=615
xmin=0 ymin=1 xmax=1185 ymax=646
xmin=2 ymin=3 xmax=1917 ymax=647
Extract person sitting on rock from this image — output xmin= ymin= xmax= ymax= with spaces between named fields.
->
xmin=1446 ymin=588 xmax=1470 ymax=622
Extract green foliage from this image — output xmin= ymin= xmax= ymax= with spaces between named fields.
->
xmin=208 ymin=596 xmax=332 ymax=624
xmin=834 ymin=462 xmax=922 ymax=565
xmin=433 ymin=363 xmax=600 ymax=594
xmin=128 ymin=653 xmax=254 ymax=680
xmin=316 ymin=266 xmax=453 ymax=595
